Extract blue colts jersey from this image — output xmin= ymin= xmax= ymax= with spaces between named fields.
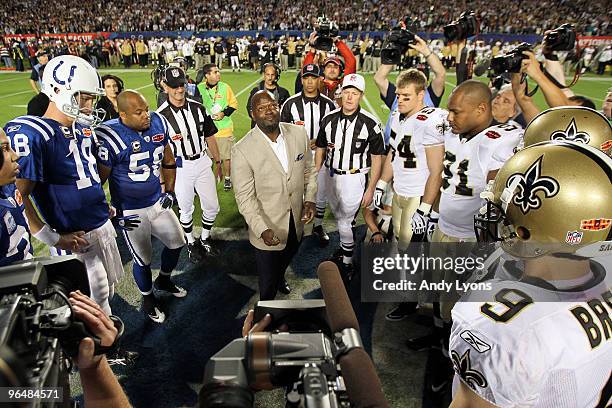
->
xmin=0 ymin=183 xmax=32 ymax=266
xmin=95 ymin=112 xmax=170 ymax=211
xmin=4 ymin=116 xmax=109 ymax=233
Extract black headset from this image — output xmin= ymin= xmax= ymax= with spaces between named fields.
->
xmin=260 ymin=62 xmax=281 ymax=81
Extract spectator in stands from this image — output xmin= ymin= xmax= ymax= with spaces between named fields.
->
xmin=121 ymin=40 xmax=132 ymax=68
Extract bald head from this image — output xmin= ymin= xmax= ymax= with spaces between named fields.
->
xmin=250 ymin=90 xmax=280 ymax=134
xmin=250 ymin=90 xmax=275 ymax=113
xmin=117 ymin=89 xmax=147 ymax=113
xmin=118 ymin=90 xmax=151 ymax=131
xmin=452 ymin=80 xmax=492 ymax=109
xmin=447 ymin=80 xmax=494 ymax=136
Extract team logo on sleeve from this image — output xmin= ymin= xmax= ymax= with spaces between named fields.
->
xmin=436 ymin=121 xmax=449 ymax=135
xmin=507 ymin=156 xmax=559 ymax=214
xmin=485 ymin=130 xmax=501 ymax=139
xmin=171 ymin=134 xmax=183 ymax=141
xmin=550 ymin=119 xmax=590 ymax=144
xmin=451 ymin=349 xmax=488 ymax=390
xmin=152 ymin=134 xmax=164 ymax=142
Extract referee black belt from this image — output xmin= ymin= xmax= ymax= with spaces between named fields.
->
xmin=183 ymin=152 xmax=204 ymax=161
xmin=329 ymin=168 xmax=368 ymax=175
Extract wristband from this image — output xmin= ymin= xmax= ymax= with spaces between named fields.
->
xmin=375 ymin=179 xmax=388 ymax=190
xmin=162 ymin=163 xmax=177 ymax=169
xmin=34 ymin=224 xmax=60 ymax=246
xmin=418 ymin=202 xmax=432 ymax=215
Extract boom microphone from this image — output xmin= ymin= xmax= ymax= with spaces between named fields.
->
xmin=317 ymin=261 xmax=359 ymax=332
xmin=317 ymin=261 xmax=389 ymax=408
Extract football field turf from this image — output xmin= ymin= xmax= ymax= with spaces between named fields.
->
xmin=0 ymin=68 xmax=610 ymax=407
xmin=1 ymin=67 xmax=610 ymax=250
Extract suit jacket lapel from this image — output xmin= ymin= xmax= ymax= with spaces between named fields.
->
xmin=284 ymin=127 xmax=295 ymax=176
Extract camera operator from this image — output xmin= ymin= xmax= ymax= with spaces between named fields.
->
xmin=300 ymin=30 xmax=357 ymax=99
xmin=70 ymin=290 xmax=131 ymax=408
xmin=491 ymin=84 xmax=525 ymax=128
xmin=374 ymin=34 xmax=447 ymax=144
xmin=510 ymin=50 xmax=584 ymax=124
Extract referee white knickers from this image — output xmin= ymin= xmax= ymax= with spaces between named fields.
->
xmin=175 ymin=154 xmax=220 ymax=235
xmin=326 ymin=172 xmax=367 ymax=257
xmin=51 ymin=219 xmax=124 ymax=315
xmin=121 ymin=201 xmax=186 ymax=267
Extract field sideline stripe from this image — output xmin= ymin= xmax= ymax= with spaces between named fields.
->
xmin=0 ymin=89 xmax=33 ymax=98
xmin=0 ymin=77 xmax=27 ymax=83
xmin=362 ymin=94 xmax=382 ymax=122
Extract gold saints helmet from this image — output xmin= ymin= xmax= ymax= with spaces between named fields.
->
xmin=523 ymin=106 xmax=612 ymax=155
xmin=474 ymin=141 xmax=612 ymax=258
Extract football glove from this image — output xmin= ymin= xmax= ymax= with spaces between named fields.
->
xmin=426 ymin=211 xmax=439 ymax=242
xmin=411 ymin=209 xmax=428 ymax=235
xmin=160 ymin=192 xmax=177 ymax=209
xmin=373 ymin=180 xmax=388 ymax=210
xmin=112 ymin=214 xmax=141 ymax=232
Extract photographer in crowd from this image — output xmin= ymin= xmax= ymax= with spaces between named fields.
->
xmin=299 ymin=25 xmax=357 ymax=99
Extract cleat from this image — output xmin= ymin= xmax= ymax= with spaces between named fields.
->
xmin=312 ymin=225 xmax=330 ymax=247
xmin=200 ymin=238 xmax=220 ymax=257
xmin=154 ymin=276 xmax=188 ymax=298
xmin=224 ymin=178 xmax=232 ymax=191
xmin=143 ymin=296 xmax=166 ymax=323
xmin=278 ymin=279 xmax=291 ymax=294
xmin=385 ymin=303 xmax=418 ymax=321
xmin=187 ymin=242 xmax=204 ymax=263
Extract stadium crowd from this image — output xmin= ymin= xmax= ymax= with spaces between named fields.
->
xmin=1 ymin=0 xmax=609 ymax=34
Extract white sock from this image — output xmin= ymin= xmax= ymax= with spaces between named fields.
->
xmin=201 ymin=229 xmax=211 ymax=240
xmin=343 ymin=256 xmax=352 ymax=265
xmin=185 ymin=232 xmax=195 ymax=244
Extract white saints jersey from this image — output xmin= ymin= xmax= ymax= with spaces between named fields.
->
xmin=450 ymin=261 xmax=611 ymax=407
xmin=388 ymin=107 xmax=448 ymax=197
xmin=439 ymin=123 xmax=523 ymax=238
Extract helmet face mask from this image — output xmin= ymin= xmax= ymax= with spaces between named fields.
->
xmin=42 ymin=55 xmax=106 ymax=127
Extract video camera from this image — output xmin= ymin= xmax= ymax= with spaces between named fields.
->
xmin=543 ymin=23 xmax=576 ymax=52
xmin=199 ymin=299 xmax=355 ymax=407
xmin=0 ymin=256 xmax=123 ymax=405
xmin=381 ymin=19 xmax=417 ymax=65
xmin=443 ymin=11 xmax=478 ymax=42
xmin=490 ymin=42 xmax=532 ymax=75
xmin=315 ymin=15 xmax=339 ymax=52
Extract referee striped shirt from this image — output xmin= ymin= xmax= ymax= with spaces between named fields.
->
xmin=315 ymin=107 xmax=385 ymax=171
xmin=156 ymin=98 xmax=218 ymax=158
xmin=280 ymin=92 xmax=336 ymax=140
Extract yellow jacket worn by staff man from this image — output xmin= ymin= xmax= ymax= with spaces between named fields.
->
xmin=198 ymin=80 xmax=238 ymax=138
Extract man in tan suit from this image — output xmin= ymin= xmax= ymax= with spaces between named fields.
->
xmin=232 ymin=91 xmax=317 ymax=300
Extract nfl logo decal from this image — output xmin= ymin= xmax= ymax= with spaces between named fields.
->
xmin=565 ymin=231 xmax=583 ymax=245
xmin=82 ymin=128 xmax=92 ymax=137
xmin=132 ymin=141 xmax=141 ymax=153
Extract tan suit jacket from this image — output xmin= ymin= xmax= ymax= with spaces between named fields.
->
xmin=231 ymin=123 xmax=317 ymax=251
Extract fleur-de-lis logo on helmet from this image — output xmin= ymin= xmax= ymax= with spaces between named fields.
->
xmin=550 ymin=119 xmax=590 ymax=144
xmin=451 ymin=349 xmax=488 ymax=390
xmin=507 ymin=156 xmax=559 ymax=215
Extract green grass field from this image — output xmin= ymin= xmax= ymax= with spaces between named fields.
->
xmin=0 ymin=67 xmax=609 ymax=255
